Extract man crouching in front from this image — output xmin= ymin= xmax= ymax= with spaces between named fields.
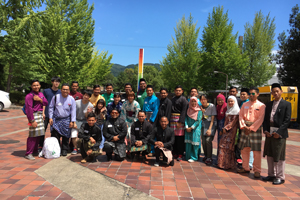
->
xmin=77 ymin=113 xmax=102 ymax=163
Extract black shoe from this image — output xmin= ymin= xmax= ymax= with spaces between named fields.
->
xmin=262 ymin=176 xmax=276 ymax=182
xmin=273 ymin=178 xmax=285 ymax=185
xmin=169 ymin=159 xmax=175 ymax=166
xmin=61 ymin=150 xmax=67 ymax=156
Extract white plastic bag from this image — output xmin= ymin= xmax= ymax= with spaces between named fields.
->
xmin=39 ymin=137 xmax=61 ymax=159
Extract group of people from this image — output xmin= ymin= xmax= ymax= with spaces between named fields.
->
xmin=24 ymin=76 xmax=291 ymax=185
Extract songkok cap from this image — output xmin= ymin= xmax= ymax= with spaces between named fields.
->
xmin=271 ymin=83 xmax=282 ymax=90
xmin=241 ymin=88 xmax=249 ymax=93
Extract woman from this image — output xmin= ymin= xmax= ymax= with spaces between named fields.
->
xmin=120 ymin=91 xmax=141 ymax=150
xmin=95 ymin=99 xmax=107 ymax=152
xmin=185 ymin=97 xmax=202 ymax=163
xmin=218 ymin=96 xmax=240 ymax=169
xmin=200 ymin=94 xmax=217 ymax=165
xmin=106 ymin=93 xmax=122 ymax=120
xmin=216 ymin=94 xmax=227 ymax=159
xmin=25 ymin=80 xmax=48 ymax=160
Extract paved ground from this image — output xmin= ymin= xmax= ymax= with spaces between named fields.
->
xmin=2 ymin=109 xmax=300 ymax=199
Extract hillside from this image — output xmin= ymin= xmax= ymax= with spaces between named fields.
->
xmin=111 ymin=63 xmax=161 ymax=76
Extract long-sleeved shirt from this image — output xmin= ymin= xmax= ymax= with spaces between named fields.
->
xmin=120 ymin=100 xmax=140 ymax=127
xmin=25 ymin=91 xmax=48 ymax=121
xmin=106 ymin=101 xmax=123 ymax=120
xmin=89 ymin=94 xmax=105 ymax=107
xmin=150 ymin=126 xmax=175 ymax=150
xmin=155 ymin=98 xmax=172 ymax=125
xmin=130 ymin=120 xmax=153 ymax=145
xmin=103 ymin=117 xmax=127 ymax=143
xmin=136 ymin=90 xmax=156 ymax=110
xmin=49 ymin=94 xmax=76 ymax=122
xmin=43 ymin=88 xmax=61 ymax=118
xmin=143 ymin=95 xmax=160 ymax=122
xmin=171 ymin=95 xmax=188 ymax=123
xmin=78 ymin=123 xmax=102 ymax=151
xmin=102 ymin=93 xmax=114 ymax=106
xmin=239 ymin=100 xmax=266 ymax=132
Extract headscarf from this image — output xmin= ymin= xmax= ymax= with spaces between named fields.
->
xmin=187 ymin=97 xmax=201 ymax=120
xmin=216 ymin=94 xmax=227 ymax=120
xmin=226 ymin=96 xmax=240 ymax=116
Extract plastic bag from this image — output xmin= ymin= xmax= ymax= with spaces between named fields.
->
xmin=39 ymin=137 xmax=61 ymax=159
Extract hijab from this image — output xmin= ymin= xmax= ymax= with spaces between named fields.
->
xmin=187 ymin=97 xmax=201 ymax=120
xmin=226 ymin=96 xmax=240 ymax=116
xmin=216 ymin=94 xmax=227 ymax=120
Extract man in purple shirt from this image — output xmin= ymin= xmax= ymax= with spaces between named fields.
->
xmin=49 ymin=83 xmax=76 ymax=156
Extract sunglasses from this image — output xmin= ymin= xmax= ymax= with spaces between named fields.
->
xmin=249 ymin=93 xmax=256 ymax=96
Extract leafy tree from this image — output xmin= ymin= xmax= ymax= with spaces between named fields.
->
xmin=277 ymin=4 xmax=300 ymax=87
xmin=78 ymin=49 xmax=113 ymax=88
xmin=199 ymin=6 xmax=248 ymax=91
xmin=161 ymin=14 xmax=200 ymax=92
xmin=239 ymin=11 xmax=276 ymax=87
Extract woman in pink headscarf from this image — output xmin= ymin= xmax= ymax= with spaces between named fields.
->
xmin=185 ymin=97 xmax=202 ymax=163
xmin=216 ymin=94 xmax=227 ymax=161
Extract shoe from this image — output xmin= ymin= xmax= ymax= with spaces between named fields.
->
xmin=25 ymin=154 xmax=35 ymax=160
xmin=202 ymin=157 xmax=207 ymax=162
xmin=61 ymin=150 xmax=67 ymax=156
xmin=188 ymin=159 xmax=195 ymax=163
xmin=205 ymin=158 xmax=212 ymax=165
xmin=237 ymin=159 xmax=242 ymax=164
xmin=237 ymin=168 xmax=250 ymax=173
xmin=71 ymin=149 xmax=77 ymax=155
xmin=254 ymin=172 xmax=261 ymax=178
xmin=81 ymin=158 xmax=87 ymax=163
xmin=262 ymin=176 xmax=276 ymax=182
xmin=154 ymin=161 xmax=160 ymax=167
xmin=273 ymin=178 xmax=285 ymax=185
xmin=177 ymin=155 xmax=183 ymax=161
xmin=169 ymin=159 xmax=175 ymax=166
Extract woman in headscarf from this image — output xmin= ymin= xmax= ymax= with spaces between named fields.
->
xmin=185 ymin=97 xmax=202 ymax=163
xmin=216 ymin=94 xmax=227 ymax=157
xmin=218 ymin=95 xmax=240 ymax=169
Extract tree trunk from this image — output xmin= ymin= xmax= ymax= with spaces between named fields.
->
xmin=6 ymin=63 xmax=13 ymax=93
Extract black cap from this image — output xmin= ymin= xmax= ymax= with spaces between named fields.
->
xmin=241 ymin=88 xmax=249 ymax=93
xmin=271 ymin=83 xmax=282 ymax=90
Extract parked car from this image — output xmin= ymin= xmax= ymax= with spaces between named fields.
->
xmin=0 ymin=90 xmax=12 ymax=111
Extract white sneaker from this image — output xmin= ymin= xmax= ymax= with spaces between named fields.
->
xmin=154 ymin=162 xmax=160 ymax=167
xmin=25 ymin=154 xmax=35 ymax=160
xmin=188 ymin=159 xmax=195 ymax=163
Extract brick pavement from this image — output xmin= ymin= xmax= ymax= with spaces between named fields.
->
xmin=2 ymin=109 xmax=300 ymax=199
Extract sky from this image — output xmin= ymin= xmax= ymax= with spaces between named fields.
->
xmin=89 ymin=0 xmax=295 ymax=66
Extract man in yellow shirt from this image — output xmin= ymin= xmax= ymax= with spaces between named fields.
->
xmin=89 ymin=85 xmax=105 ymax=107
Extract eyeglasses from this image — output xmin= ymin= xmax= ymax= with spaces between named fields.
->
xmin=249 ymin=93 xmax=256 ymax=96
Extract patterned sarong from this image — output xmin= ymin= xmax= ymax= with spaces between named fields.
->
xmin=130 ymin=144 xmax=148 ymax=153
xmin=104 ymin=141 xmax=126 ymax=158
xmin=238 ymin=121 xmax=262 ymax=151
xmin=51 ymin=115 xmax=71 ymax=138
xmin=29 ymin=111 xmax=45 ymax=137
xmin=171 ymin=113 xmax=184 ymax=136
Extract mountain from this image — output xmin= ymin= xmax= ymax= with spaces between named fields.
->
xmin=111 ymin=63 xmax=161 ymax=76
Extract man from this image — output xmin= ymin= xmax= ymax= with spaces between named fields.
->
xmin=49 ymin=83 xmax=76 ymax=156
xmin=171 ymin=85 xmax=188 ymax=161
xmin=130 ymin=111 xmax=152 ymax=161
xmin=238 ymin=87 xmax=265 ymax=178
xmin=89 ymin=85 xmax=105 ymax=107
xmin=40 ymin=76 xmax=61 ymax=151
xmin=143 ymin=85 xmax=159 ymax=124
xmin=77 ymin=113 xmax=102 ymax=163
xmin=154 ymin=87 xmax=172 ymax=126
xmin=150 ymin=116 xmax=175 ymax=167
xmin=136 ymin=78 xmax=155 ymax=109
xmin=69 ymin=81 xmax=83 ymax=100
xmin=103 ymin=108 xmax=127 ymax=161
xmin=102 ymin=83 xmax=114 ymax=106
xmin=71 ymin=90 xmax=93 ymax=154
xmin=188 ymin=87 xmax=202 ymax=106
xmin=121 ymin=83 xmax=132 ymax=103
xmin=263 ymin=83 xmax=291 ymax=185
xmin=228 ymin=86 xmax=242 ymax=107
xmin=106 ymin=93 xmax=122 ymax=120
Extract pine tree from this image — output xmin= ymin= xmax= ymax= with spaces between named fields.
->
xmin=239 ymin=11 xmax=276 ymax=87
xmin=161 ymin=14 xmax=200 ymax=92
xmin=199 ymin=6 xmax=248 ymax=91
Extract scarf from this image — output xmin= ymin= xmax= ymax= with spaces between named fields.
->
xmin=226 ymin=96 xmax=240 ymax=116
xmin=187 ymin=97 xmax=201 ymax=120
xmin=216 ymin=94 xmax=227 ymax=120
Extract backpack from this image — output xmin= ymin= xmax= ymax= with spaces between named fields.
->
xmin=38 ymin=137 xmax=61 ymax=159
xmin=22 ymin=93 xmax=34 ymax=115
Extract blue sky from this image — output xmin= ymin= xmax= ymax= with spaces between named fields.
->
xmin=91 ymin=0 xmax=295 ymax=66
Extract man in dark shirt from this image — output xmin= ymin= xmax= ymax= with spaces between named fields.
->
xmin=77 ymin=113 xmax=102 ymax=163
xmin=130 ymin=111 xmax=152 ymax=162
xmin=155 ymin=87 xmax=172 ymax=127
xmin=69 ymin=81 xmax=83 ymax=100
xmin=150 ymin=116 xmax=175 ymax=167
xmin=171 ymin=85 xmax=188 ymax=161
xmin=103 ymin=108 xmax=127 ymax=161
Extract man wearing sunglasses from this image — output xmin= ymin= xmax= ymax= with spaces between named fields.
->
xmin=238 ymin=87 xmax=265 ymax=179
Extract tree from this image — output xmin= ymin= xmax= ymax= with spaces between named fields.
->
xmin=199 ymin=6 xmax=248 ymax=91
xmin=239 ymin=11 xmax=276 ymax=87
xmin=277 ymin=4 xmax=300 ymax=87
xmin=78 ymin=49 xmax=113 ymax=88
xmin=161 ymin=14 xmax=200 ymax=92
